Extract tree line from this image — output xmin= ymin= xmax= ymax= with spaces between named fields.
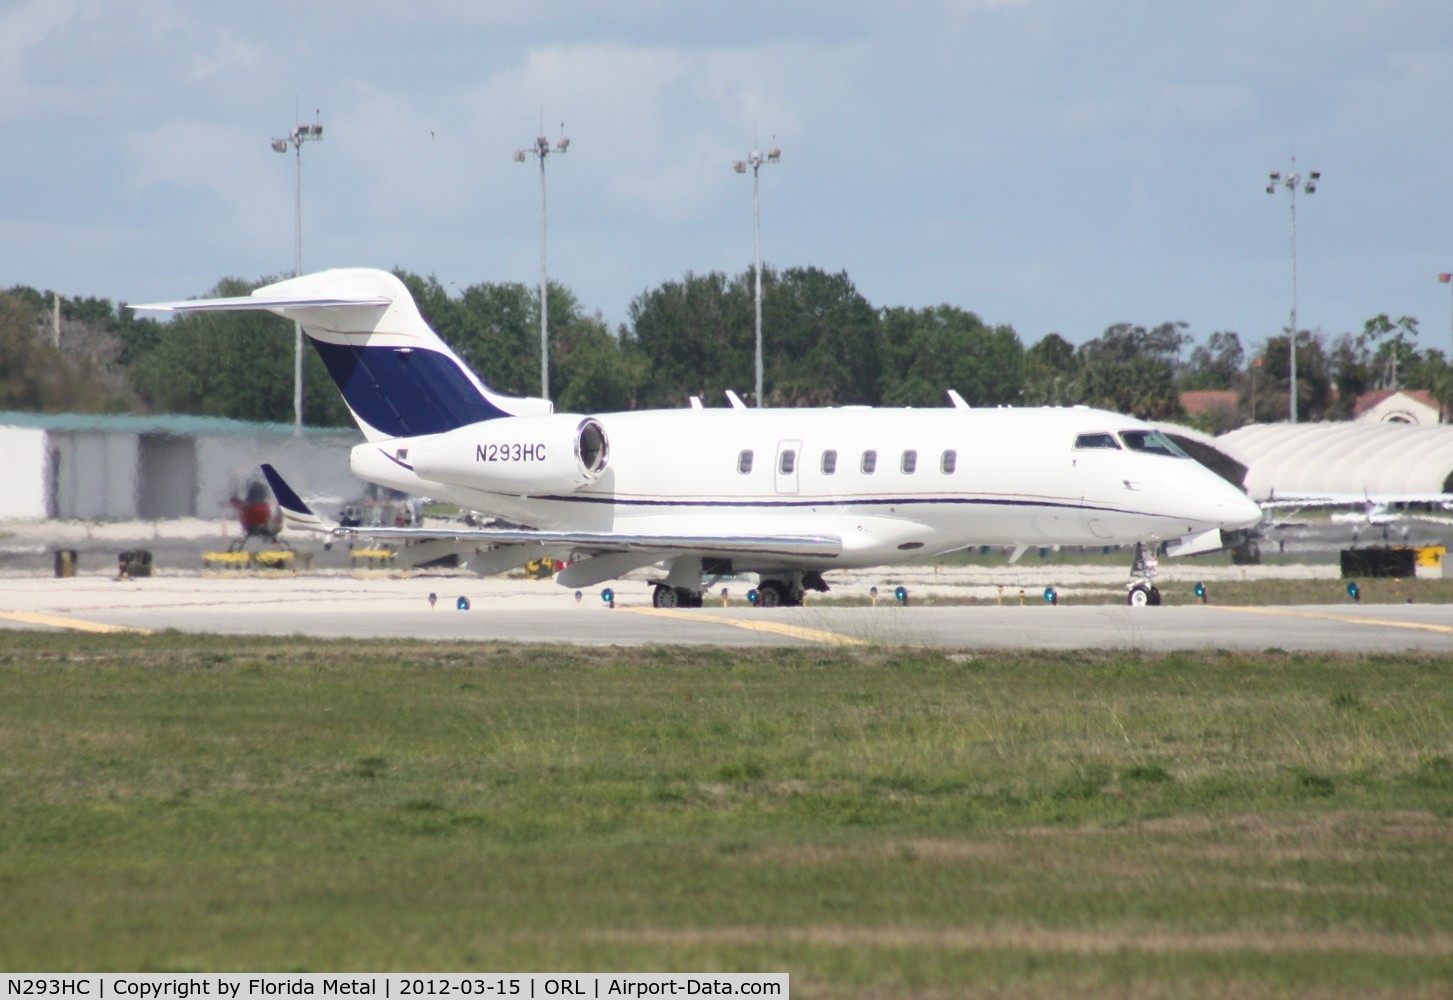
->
xmin=2 ymin=266 xmax=1449 ymax=433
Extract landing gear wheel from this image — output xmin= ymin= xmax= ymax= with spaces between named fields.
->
xmin=757 ymin=581 xmax=787 ymax=608
xmin=1231 ymin=539 xmax=1261 ymax=566
xmin=653 ymin=585 xmax=703 ymax=608
xmin=1127 ymin=583 xmax=1162 ymax=607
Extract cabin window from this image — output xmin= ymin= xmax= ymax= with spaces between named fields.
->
xmin=1119 ymin=429 xmax=1188 ymax=457
xmin=901 ymin=449 xmax=918 ymax=474
xmin=779 ymin=449 xmax=797 ymax=474
xmin=1074 ymin=432 xmax=1121 ymax=450
xmin=940 ymin=449 xmax=957 ymax=474
xmin=861 ymin=449 xmax=878 ymax=474
xmin=821 ymin=449 xmax=838 ymax=475
xmin=737 ymin=449 xmax=754 ymax=474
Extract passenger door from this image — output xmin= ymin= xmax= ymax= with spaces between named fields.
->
xmin=774 ymin=439 xmax=802 ymax=495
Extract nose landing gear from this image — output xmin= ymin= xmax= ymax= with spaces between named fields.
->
xmin=1126 ymin=542 xmax=1162 ymax=606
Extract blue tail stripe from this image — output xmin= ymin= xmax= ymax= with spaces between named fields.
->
xmin=310 ymin=341 xmax=510 ymax=437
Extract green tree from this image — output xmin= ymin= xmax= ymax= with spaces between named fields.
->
xmin=1076 ymin=322 xmax=1188 ymax=420
xmin=453 ymin=280 xmax=541 ymax=397
xmin=126 ymin=276 xmax=347 ymax=426
xmin=1407 ymin=348 xmax=1453 ymax=419
xmin=879 ymin=305 xmax=1023 ymax=407
xmin=553 ymin=318 xmax=643 ymax=413
xmin=1022 ymin=333 xmax=1082 ymax=405
xmin=394 ymin=271 xmax=600 ymax=405
xmin=1252 ymin=330 xmax=1333 ymax=422
xmin=1362 ymin=313 xmax=1420 ymax=390
xmin=0 ymin=290 xmax=133 ymax=413
xmin=762 ymin=266 xmax=881 ymax=406
xmin=623 ymin=270 xmax=753 ymax=408
xmin=1327 ymin=331 xmax=1373 ymax=418
xmin=1182 ymin=331 xmax=1245 ymax=391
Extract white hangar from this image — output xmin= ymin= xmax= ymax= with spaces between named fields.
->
xmin=0 ymin=411 xmax=362 ymax=521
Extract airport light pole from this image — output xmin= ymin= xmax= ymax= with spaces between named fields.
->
xmin=515 ymin=126 xmax=570 ymax=402
xmin=1435 ymin=273 xmax=1447 ymax=367
xmin=734 ymin=145 xmax=780 ymax=407
xmin=272 ymin=113 xmax=323 ymax=434
xmin=1265 ymin=158 xmax=1319 ymax=423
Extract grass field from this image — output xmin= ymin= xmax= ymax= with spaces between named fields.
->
xmin=2 ymin=632 xmax=1451 ymax=997
xmin=815 ymin=574 xmax=1453 ymax=607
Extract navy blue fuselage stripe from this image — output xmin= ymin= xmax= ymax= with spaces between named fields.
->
xmin=309 ymin=341 xmax=510 ymax=436
xmin=530 ymin=493 xmax=1152 ymax=517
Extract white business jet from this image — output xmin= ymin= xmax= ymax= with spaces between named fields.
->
xmin=135 ymin=268 xmax=1262 ymax=607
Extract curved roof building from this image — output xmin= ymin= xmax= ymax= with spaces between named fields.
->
xmin=1216 ymin=422 xmax=1453 ymax=500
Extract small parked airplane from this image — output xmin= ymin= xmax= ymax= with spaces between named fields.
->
xmin=135 ymin=268 xmax=1263 ymax=607
xmin=1259 ymin=490 xmax=1453 ymax=543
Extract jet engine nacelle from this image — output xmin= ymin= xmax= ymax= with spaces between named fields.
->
xmin=408 ymin=415 xmax=609 ymax=494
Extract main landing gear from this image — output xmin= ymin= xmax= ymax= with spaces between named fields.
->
xmin=1125 ymin=542 xmax=1162 ymax=607
xmin=650 ymin=571 xmax=830 ymax=609
xmin=751 ymin=571 xmax=829 ymax=608
xmin=651 ymin=584 xmax=703 ymax=608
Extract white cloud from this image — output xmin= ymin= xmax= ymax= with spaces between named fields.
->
xmin=187 ymin=32 xmax=263 ymax=82
xmin=0 ymin=0 xmax=90 ymax=119
xmin=8 ymin=0 xmax=1453 ymax=343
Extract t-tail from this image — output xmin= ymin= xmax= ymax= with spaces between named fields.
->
xmin=132 ymin=268 xmax=551 ymax=441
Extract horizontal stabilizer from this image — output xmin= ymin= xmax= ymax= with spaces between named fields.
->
xmin=131 ymin=293 xmax=392 ymax=314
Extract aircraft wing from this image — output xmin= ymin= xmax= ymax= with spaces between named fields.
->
xmin=340 ymin=524 xmax=842 ymax=558
xmin=261 ymin=465 xmax=841 ymax=560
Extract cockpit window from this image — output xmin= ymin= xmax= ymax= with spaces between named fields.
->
xmin=1074 ymin=432 xmax=1121 ymax=450
xmin=1118 ymin=430 xmax=1189 ymax=457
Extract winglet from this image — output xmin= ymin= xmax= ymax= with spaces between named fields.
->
xmin=260 ymin=464 xmax=335 ymax=534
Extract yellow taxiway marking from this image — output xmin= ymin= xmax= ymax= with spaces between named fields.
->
xmin=0 ymin=612 xmax=152 ymax=635
xmin=624 ymin=607 xmax=867 ymax=646
xmin=1212 ymin=605 xmax=1453 ymax=636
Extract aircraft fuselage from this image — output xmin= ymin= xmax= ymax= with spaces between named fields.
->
xmin=351 ymin=404 xmax=1258 ymax=572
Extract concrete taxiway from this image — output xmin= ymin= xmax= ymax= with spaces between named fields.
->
xmin=2 ymin=571 xmax=1452 ymax=652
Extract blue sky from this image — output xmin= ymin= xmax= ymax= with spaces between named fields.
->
xmin=5 ymin=0 xmax=1453 ymax=355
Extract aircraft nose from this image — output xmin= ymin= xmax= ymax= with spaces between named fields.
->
xmin=1211 ymin=481 xmax=1263 ymax=530
xmin=1171 ymin=472 xmax=1262 ymax=532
